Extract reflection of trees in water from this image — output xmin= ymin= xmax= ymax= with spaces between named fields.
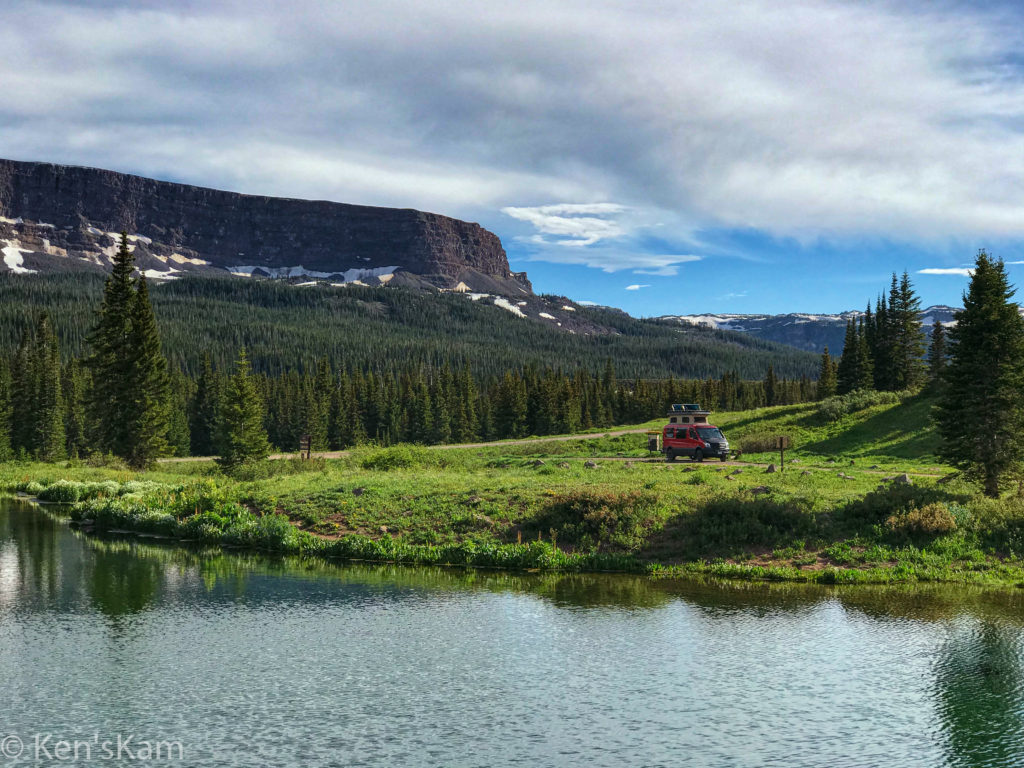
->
xmin=0 ymin=500 xmax=62 ymax=605
xmin=934 ymin=621 xmax=1024 ymax=768
xmin=85 ymin=543 xmax=163 ymax=618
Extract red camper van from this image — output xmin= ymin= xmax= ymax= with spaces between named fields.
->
xmin=660 ymin=404 xmax=730 ymax=462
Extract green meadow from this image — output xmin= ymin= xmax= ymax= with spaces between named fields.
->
xmin=6 ymin=390 xmax=1024 ymax=586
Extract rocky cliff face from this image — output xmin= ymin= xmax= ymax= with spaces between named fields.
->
xmin=0 ymin=159 xmax=529 ymax=294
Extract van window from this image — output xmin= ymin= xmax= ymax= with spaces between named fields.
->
xmin=665 ymin=427 xmax=674 ymax=438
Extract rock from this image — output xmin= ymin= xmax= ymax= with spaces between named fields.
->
xmin=624 ymin=461 xmax=634 ymax=468
xmin=726 ymin=475 xmax=735 ymax=481
xmin=682 ymin=466 xmax=695 ymax=472
xmin=801 ymin=470 xmax=812 ymax=476
xmin=467 ymin=495 xmax=482 ymax=505
xmin=870 ymin=465 xmax=880 ymax=469
xmin=557 ymin=462 xmax=571 ymax=469
xmin=730 ymin=469 xmax=743 ymax=476
xmin=352 ymin=487 xmax=365 ymax=496
xmin=827 ymin=459 xmax=837 ymax=464
xmin=584 ymin=460 xmax=598 ymax=469
xmin=765 ymin=464 xmax=777 ymax=473
xmin=789 ymin=459 xmax=800 ymax=464
xmin=894 ymin=473 xmax=912 ymax=485
xmin=751 ymin=485 xmax=771 ymax=495
xmin=379 ymin=526 xmax=388 ymax=533
xmin=531 ymin=459 xmax=546 ymax=467
xmin=0 ymin=158 xmax=526 ymax=294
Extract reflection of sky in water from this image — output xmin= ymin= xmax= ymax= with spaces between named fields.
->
xmin=2 ymin=498 xmax=1023 ymax=767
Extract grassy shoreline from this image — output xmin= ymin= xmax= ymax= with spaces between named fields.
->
xmin=5 ymin=396 xmax=1024 ymax=588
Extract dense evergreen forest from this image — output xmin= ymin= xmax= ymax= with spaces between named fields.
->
xmin=0 ymin=273 xmax=818 ymax=379
xmin=0 ymin=262 xmax=822 ymax=464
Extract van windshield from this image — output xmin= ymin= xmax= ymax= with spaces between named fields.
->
xmin=696 ymin=427 xmax=724 ymax=440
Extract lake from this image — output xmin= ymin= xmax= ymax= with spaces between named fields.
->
xmin=1 ymin=496 xmax=1023 ymax=767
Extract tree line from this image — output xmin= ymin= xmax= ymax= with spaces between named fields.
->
xmin=815 ymin=271 xmax=936 ymax=398
xmin=0 ymin=236 xmax=819 ymax=469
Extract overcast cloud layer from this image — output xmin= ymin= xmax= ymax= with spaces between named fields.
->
xmin=3 ymin=0 xmax=1024 ymax=308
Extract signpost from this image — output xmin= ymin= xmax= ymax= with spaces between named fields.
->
xmin=299 ymin=434 xmax=312 ymax=460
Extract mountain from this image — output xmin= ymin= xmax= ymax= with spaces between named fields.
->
xmin=657 ymin=306 xmax=961 ymax=353
xmin=0 ymin=158 xmax=530 ymax=296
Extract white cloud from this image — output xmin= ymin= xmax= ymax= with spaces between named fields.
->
xmin=1005 ymin=260 xmax=1024 ymax=265
xmin=625 ymin=284 xmax=650 ymax=291
xmin=502 ymin=204 xmax=628 ymax=246
xmin=918 ymin=268 xmax=975 ymax=276
xmin=4 ymin=0 xmax=1024 ymax=243
xmin=576 ymin=300 xmax=599 ymax=306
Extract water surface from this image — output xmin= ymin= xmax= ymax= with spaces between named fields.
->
xmin=2 ymin=497 xmax=1023 ymax=767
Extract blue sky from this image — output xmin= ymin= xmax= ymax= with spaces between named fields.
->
xmin=4 ymin=0 xmax=1024 ymax=316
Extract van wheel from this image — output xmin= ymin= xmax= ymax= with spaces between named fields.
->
xmin=666 ymin=449 xmax=676 ymax=462
xmin=720 ymin=456 xmax=728 ymax=462
xmin=693 ymin=449 xmax=703 ymax=463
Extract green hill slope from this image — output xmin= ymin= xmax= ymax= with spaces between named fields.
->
xmin=0 ymin=273 xmax=819 ymax=378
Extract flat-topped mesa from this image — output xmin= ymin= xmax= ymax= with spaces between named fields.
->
xmin=0 ymin=158 xmax=531 ymax=295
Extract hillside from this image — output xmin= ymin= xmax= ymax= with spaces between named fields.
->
xmin=0 ymin=273 xmax=820 ymax=378
xmin=0 ymin=158 xmax=529 ymax=295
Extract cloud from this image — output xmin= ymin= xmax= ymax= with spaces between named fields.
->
xmin=4 ymin=0 xmax=1024 ymax=244
xmin=719 ymin=291 xmax=749 ymax=300
xmin=1005 ymin=260 xmax=1024 ymax=265
xmin=501 ymin=204 xmax=627 ymax=246
xmin=576 ymin=300 xmax=599 ymax=306
xmin=918 ymin=268 xmax=975 ymax=276
xmin=625 ymin=284 xmax=650 ymax=291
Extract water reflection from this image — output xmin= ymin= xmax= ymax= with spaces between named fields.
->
xmin=4 ymin=496 xmax=1024 ymax=767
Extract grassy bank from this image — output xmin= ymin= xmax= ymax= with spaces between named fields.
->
xmin=5 ymin=393 xmax=1024 ymax=586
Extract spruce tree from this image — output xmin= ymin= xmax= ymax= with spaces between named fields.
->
xmin=0 ymin=362 xmax=11 ymax=460
xmin=32 ymin=313 xmax=65 ymax=461
xmin=817 ymin=346 xmax=837 ymax=399
xmin=854 ymin=317 xmax=874 ymax=391
xmin=893 ymin=272 xmax=926 ymax=390
xmin=122 ymin=276 xmax=169 ymax=468
xmin=927 ymin=319 xmax=948 ymax=390
xmin=86 ymin=233 xmax=137 ymax=456
xmin=836 ymin=320 xmax=860 ymax=394
xmin=763 ymin=365 xmax=777 ymax=407
xmin=189 ymin=354 xmax=223 ymax=456
xmin=217 ymin=348 xmax=271 ymax=472
xmin=937 ymin=251 xmax=1024 ymax=497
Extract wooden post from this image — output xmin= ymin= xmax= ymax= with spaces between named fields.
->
xmin=779 ymin=436 xmax=785 ymax=472
xmin=299 ymin=434 xmax=312 ymax=460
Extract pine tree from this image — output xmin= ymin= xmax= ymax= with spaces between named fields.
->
xmin=32 ymin=313 xmax=65 ymax=461
xmin=217 ymin=348 xmax=271 ymax=472
xmin=927 ymin=319 xmax=948 ymax=390
xmin=817 ymin=347 xmax=837 ymax=399
xmin=62 ymin=360 xmax=89 ymax=459
xmin=836 ymin=320 xmax=861 ymax=395
xmin=10 ymin=328 xmax=35 ymax=455
xmin=122 ymin=276 xmax=170 ymax=468
xmin=854 ymin=317 xmax=874 ymax=391
xmin=0 ymin=362 xmax=11 ymax=460
xmin=893 ymin=272 xmax=926 ymax=390
xmin=189 ymin=354 xmax=223 ymax=456
xmin=86 ymin=232 xmax=137 ymax=456
xmin=937 ymin=251 xmax=1024 ymax=497
xmin=763 ymin=365 xmax=777 ymax=407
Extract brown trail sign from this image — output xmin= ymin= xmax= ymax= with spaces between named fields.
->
xmin=299 ymin=435 xmax=312 ymax=460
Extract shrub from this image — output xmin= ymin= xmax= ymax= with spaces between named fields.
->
xmin=736 ymin=433 xmax=792 ymax=455
xmin=360 ymin=444 xmax=442 ymax=471
xmin=816 ymin=390 xmax=905 ymax=423
xmin=37 ymin=480 xmax=83 ymax=503
xmin=886 ymin=503 xmax=957 ymax=536
xmin=529 ymin=490 xmax=662 ymax=552
xmin=682 ymin=496 xmax=815 ymax=553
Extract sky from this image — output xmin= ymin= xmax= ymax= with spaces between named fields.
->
xmin=3 ymin=0 xmax=1024 ymax=316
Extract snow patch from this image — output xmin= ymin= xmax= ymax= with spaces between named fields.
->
xmin=468 ymin=293 xmax=489 ymax=301
xmin=1 ymin=240 xmax=35 ymax=274
xmin=561 ymin=305 xmax=576 ymax=312
xmin=451 ymin=281 xmax=471 ymax=292
xmin=493 ymin=297 xmax=526 ymax=318
xmin=538 ymin=312 xmax=556 ymax=320
xmin=224 ymin=264 xmax=398 ymax=283
xmin=142 ymin=268 xmax=181 ymax=280
xmin=169 ymin=252 xmax=209 ymax=266
xmin=377 ymin=273 xmax=394 ymax=284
